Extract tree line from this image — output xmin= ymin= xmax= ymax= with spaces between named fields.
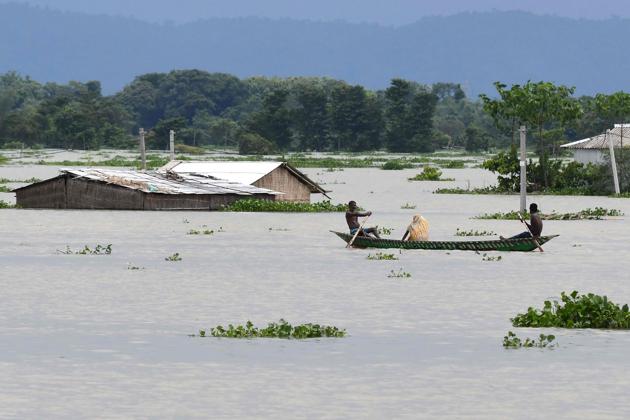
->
xmin=0 ymin=70 xmax=628 ymax=155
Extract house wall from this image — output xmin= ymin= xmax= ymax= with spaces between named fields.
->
xmin=253 ymin=166 xmax=311 ymax=202
xmin=66 ymin=178 xmax=144 ymax=209
xmin=15 ymin=176 xmax=67 ymax=208
xmin=16 ymin=176 xmax=278 ymax=210
xmin=573 ymin=149 xmax=605 ymax=165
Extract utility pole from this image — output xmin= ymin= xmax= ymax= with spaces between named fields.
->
xmin=139 ymin=128 xmax=146 ymax=170
xmin=519 ymin=125 xmax=527 ymax=213
xmin=169 ymin=130 xmax=175 ymax=161
xmin=608 ymin=129 xmax=621 ymax=195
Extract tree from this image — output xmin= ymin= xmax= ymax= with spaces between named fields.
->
xmin=329 ymin=84 xmax=383 ymax=151
xmin=480 ymin=81 xmax=582 ymax=187
xmin=246 ymin=88 xmax=292 ymax=150
xmin=385 ymin=79 xmax=438 ymax=152
xmin=293 ymin=84 xmax=329 ymax=151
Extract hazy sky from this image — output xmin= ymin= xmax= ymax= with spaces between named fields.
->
xmin=4 ymin=0 xmax=630 ymax=24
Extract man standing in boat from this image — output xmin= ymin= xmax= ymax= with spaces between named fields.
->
xmin=346 ymin=200 xmax=381 ymax=238
xmin=505 ymin=203 xmax=543 ymax=239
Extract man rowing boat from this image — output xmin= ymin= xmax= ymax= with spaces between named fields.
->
xmin=504 ymin=203 xmax=543 ymax=239
xmin=346 ymin=200 xmax=380 ymax=239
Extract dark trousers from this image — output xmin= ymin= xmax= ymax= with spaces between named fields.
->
xmin=510 ymin=231 xmax=532 ymax=239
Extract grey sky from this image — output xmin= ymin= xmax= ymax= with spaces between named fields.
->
xmin=4 ymin=0 xmax=630 ymax=25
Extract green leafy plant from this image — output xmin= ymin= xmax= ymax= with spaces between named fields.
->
xmin=503 ymin=331 xmax=556 ymax=348
xmin=58 ymin=244 xmax=112 ymax=255
xmin=381 ymin=159 xmax=414 ymax=170
xmin=194 ymin=319 xmax=346 ymax=339
xmin=455 ymin=228 xmax=496 ymax=237
xmin=377 ymin=226 xmax=394 ymax=236
xmin=127 ymin=263 xmax=145 ymax=270
xmin=400 ymin=203 xmax=416 ymax=209
xmin=0 ymin=185 xmax=10 ymax=192
xmin=187 ymin=229 xmax=214 ymax=235
xmin=367 ymin=252 xmax=399 ymax=260
xmin=512 ymin=291 xmax=630 ymax=329
xmin=481 ymin=253 xmax=502 ymax=261
xmin=474 ymin=207 xmax=623 ymax=220
xmin=388 ymin=268 xmax=411 ymax=278
xmin=165 ymin=253 xmax=182 ymax=262
xmin=222 ymin=199 xmax=346 ymax=212
xmin=434 ymin=186 xmax=503 ymax=195
xmin=0 ymin=200 xmax=16 ymax=209
xmin=408 ymin=166 xmax=453 ymax=181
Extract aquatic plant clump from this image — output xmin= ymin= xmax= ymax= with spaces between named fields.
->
xmin=197 ymin=320 xmax=346 ymax=339
xmin=58 ymin=244 xmax=112 ymax=255
xmin=455 ymin=228 xmax=496 ymax=237
xmin=512 ymin=291 xmax=630 ymax=329
xmin=408 ymin=166 xmax=454 ymax=181
xmin=474 ymin=207 xmax=623 ymax=220
xmin=381 ymin=159 xmax=414 ymax=170
xmin=165 ymin=253 xmax=182 ymax=261
xmin=503 ymin=331 xmax=556 ymax=349
xmin=387 ymin=268 xmax=411 ymax=278
xmin=366 ymin=252 xmax=398 ymax=260
xmin=222 ymin=199 xmax=346 ymax=212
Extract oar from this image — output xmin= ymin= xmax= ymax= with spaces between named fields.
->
xmin=347 ymin=215 xmax=370 ymax=248
xmin=518 ymin=212 xmax=544 ymax=252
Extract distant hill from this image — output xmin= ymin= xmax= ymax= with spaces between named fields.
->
xmin=1 ymin=3 xmax=629 ymax=96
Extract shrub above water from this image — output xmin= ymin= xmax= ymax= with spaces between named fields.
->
xmin=512 ymin=291 xmax=630 ymax=329
xmin=196 ymin=319 xmax=346 ymax=339
xmin=222 ymin=199 xmax=346 ymax=212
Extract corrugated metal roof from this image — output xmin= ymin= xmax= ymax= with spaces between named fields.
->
xmin=58 ymin=168 xmax=281 ymax=196
xmin=561 ymin=125 xmax=630 ymax=150
xmin=160 ymin=161 xmax=329 ymax=196
xmin=162 ymin=161 xmax=283 ymax=185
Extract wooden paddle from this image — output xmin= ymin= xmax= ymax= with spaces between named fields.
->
xmin=518 ymin=212 xmax=544 ymax=252
xmin=347 ymin=215 xmax=371 ymax=248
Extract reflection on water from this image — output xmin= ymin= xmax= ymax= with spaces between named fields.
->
xmin=1 ymin=165 xmax=630 ymax=418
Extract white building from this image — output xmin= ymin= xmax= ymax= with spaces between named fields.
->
xmin=561 ymin=124 xmax=630 ymax=164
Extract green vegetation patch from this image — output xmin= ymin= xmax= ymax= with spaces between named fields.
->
xmin=58 ymin=244 xmax=112 ymax=255
xmin=187 ymin=229 xmax=214 ymax=235
xmin=503 ymin=331 xmax=556 ymax=349
xmin=222 ymin=199 xmax=346 ymax=212
xmin=512 ymin=291 xmax=630 ymax=329
xmin=381 ymin=159 xmax=414 ymax=170
xmin=0 ymin=200 xmax=16 ymax=209
xmin=455 ymin=228 xmax=496 ymax=237
xmin=38 ymin=154 xmax=169 ymax=169
xmin=408 ymin=166 xmax=454 ymax=181
xmin=287 ymin=157 xmax=376 ymax=168
xmin=165 ymin=253 xmax=182 ymax=261
xmin=0 ymin=185 xmax=10 ymax=192
xmin=196 ymin=319 xmax=346 ymax=339
xmin=400 ymin=203 xmax=416 ymax=209
xmin=0 ymin=154 xmax=8 ymax=164
xmin=474 ymin=207 xmax=623 ymax=220
xmin=388 ymin=268 xmax=411 ymax=278
xmin=367 ymin=252 xmax=398 ymax=261
xmin=434 ymin=186 xmax=502 ymax=195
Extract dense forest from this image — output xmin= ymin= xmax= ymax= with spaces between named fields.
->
xmin=0 ymin=70 xmax=627 ymax=154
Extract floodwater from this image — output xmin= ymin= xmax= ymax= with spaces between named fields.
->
xmin=2 ymin=160 xmax=630 ymax=419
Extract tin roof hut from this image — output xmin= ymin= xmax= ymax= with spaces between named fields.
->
xmin=160 ymin=161 xmax=328 ymax=202
xmin=13 ymin=168 xmax=280 ymax=210
xmin=561 ymin=124 xmax=630 ymax=164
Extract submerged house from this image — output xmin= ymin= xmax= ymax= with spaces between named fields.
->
xmin=561 ymin=124 xmax=630 ymax=164
xmin=160 ymin=161 xmax=328 ymax=202
xmin=13 ymin=168 xmax=280 ymax=210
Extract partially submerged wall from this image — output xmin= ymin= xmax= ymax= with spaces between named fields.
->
xmin=254 ymin=166 xmax=311 ymax=202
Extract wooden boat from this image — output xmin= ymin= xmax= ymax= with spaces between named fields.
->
xmin=331 ymin=231 xmax=558 ymax=252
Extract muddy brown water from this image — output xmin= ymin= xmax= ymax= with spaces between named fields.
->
xmin=1 ymin=162 xmax=630 ymax=418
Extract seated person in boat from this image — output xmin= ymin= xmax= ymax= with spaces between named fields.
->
xmin=507 ymin=203 xmax=543 ymax=239
xmin=346 ymin=200 xmax=380 ymax=238
xmin=401 ymin=214 xmax=429 ymax=241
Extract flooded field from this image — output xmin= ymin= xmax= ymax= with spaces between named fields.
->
xmin=2 ymin=159 xmax=630 ymax=418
